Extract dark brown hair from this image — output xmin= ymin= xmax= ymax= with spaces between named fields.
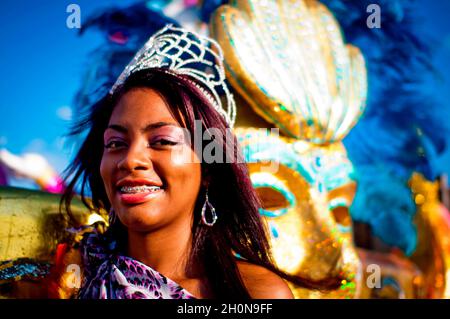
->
xmin=61 ymin=68 xmax=341 ymax=298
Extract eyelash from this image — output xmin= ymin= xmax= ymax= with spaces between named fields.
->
xmin=104 ymin=139 xmax=178 ymax=150
xmin=151 ymin=139 xmax=178 ymax=147
xmin=104 ymin=140 xmax=126 ymax=150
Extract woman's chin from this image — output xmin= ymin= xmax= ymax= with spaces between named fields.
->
xmin=118 ymin=210 xmax=165 ymax=232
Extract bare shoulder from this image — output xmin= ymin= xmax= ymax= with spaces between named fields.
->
xmin=236 ymin=261 xmax=294 ymax=299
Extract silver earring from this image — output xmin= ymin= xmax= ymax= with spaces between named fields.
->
xmin=201 ymin=189 xmax=217 ymax=226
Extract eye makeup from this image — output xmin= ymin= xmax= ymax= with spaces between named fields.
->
xmin=149 ymin=126 xmax=187 ymax=145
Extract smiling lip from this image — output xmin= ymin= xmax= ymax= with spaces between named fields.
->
xmin=118 ymin=189 xmax=163 ymax=205
xmin=116 ymin=178 xmax=163 ymax=189
xmin=115 ymin=178 xmax=164 ymax=205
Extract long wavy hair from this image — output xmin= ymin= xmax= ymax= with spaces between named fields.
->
xmin=61 ymin=68 xmax=340 ymax=298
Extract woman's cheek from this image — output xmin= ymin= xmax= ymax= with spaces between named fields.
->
xmin=163 ymin=150 xmax=201 ymax=188
xmin=168 ymin=145 xmax=201 ymax=166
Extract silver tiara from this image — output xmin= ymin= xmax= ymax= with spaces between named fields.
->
xmin=110 ymin=24 xmax=236 ymax=127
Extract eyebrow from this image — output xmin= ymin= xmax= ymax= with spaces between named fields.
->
xmin=106 ymin=122 xmax=179 ymax=134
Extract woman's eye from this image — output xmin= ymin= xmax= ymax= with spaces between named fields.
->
xmin=151 ymin=139 xmax=178 ymax=147
xmin=104 ymin=140 xmax=126 ymax=150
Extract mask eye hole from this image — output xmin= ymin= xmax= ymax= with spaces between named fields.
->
xmin=331 ymin=206 xmax=352 ymax=227
xmin=251 ymin=172 xmax=296 ymax=218
xmin=327 ymin=183 xmax=356 ymax=227
xmin=256 ymin=187 xmax=290 ymax=211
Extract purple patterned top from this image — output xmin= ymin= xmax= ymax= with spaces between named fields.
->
xmin=77 ymin=232 xmax=195 ymax=299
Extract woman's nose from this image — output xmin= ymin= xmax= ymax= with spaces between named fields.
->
xmin=117 ymin=143 xmax=151 ymax=172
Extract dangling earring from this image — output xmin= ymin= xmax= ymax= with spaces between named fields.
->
xmin=201 ymin=188 xmax=217 ymax=226
xmin=109 ymin=207 xmax=117 ymax=226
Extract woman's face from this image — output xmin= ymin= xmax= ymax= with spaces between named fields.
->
xmin=100 ymin=87 xmax=202 ymax=232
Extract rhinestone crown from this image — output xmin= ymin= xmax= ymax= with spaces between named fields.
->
xmin=110 ymin=24 xmax=236 ymax=127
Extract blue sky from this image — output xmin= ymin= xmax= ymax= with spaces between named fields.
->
xmin=0 ymin=0 xmax=137 ymax=187
xmin=0 ymin=0 xmax=449 ymax=189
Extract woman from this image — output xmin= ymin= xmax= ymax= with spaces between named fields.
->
xmin=57 ymin=25 xmax=331 ymax=299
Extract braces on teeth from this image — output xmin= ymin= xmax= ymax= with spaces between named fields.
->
xmin=120 ymin=186 xmax=161 ymax=193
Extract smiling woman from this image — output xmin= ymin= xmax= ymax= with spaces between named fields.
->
xmin=100 ymin=88 xmax=202 ymax=236
xmin=55 ymin=25 xmax=336 ymax=299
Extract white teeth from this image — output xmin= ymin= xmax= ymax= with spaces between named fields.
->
xmin=120 ymin=185 xmax=161 ymax=193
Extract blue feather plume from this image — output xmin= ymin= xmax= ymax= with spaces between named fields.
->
xmin=72 ymin=2 xmax=180 ymax=120
xmin=320 ymin=0 xmax=449 ymax=254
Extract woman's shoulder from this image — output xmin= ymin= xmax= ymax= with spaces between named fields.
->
xmin=236 ymin=261 xmax=294 ymax=299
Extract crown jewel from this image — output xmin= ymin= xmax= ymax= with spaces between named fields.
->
xmin=110 ymin=24 xmax=236 ymax=127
